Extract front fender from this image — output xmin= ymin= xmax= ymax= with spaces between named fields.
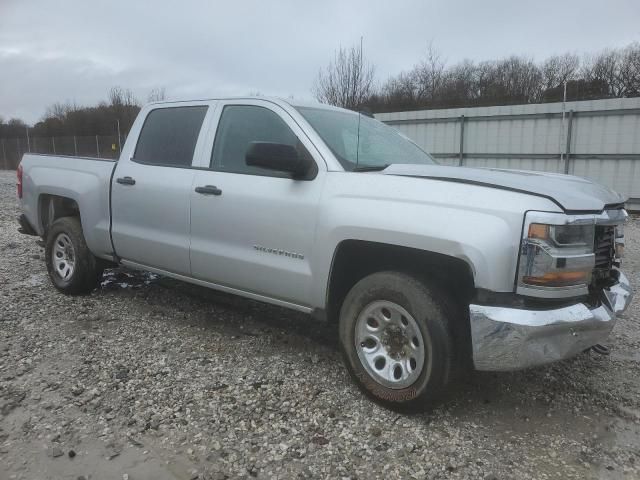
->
xmin=321 ymin=200 xmax=518 ymax=290
xmin=308 ymin=173 xmax=562 ymax=309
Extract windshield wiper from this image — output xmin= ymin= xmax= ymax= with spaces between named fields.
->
xmin=352 ymin=164 xmax=390 ymax=172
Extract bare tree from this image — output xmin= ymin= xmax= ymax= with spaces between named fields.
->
xmin=580 ymin=45 xmax=640 ymax=98
xmin=147 ymin=87 xmax=167 ymax=103
xmin=380 ymin=44 xmax=446 ymax=107
xmin=413 ymin=43 xmax=446 ymax=102
xmin=313 ymin=44 xmax=375 ymax=110
xmin=629 ymin=43 xmax=640 ymax=79
xmin=441 ymin=59 xmax=478 ymax=105
xmin=368 ymin=41 xmax=640 ymax=112
xmin=582 ymin=50 xmax=621 ymax=96
xmin=109 ymin=86 xmax=138 ymax=107
xmin=618 ymin=43 xmax=640 ymax=96
xmin=541 ymin=54 xmax=580 ymax=90
xmin=44 ymin=102 xmax=74 ymax=121
xmin=470 ymin=56 xmax=541 ymax=104
xmin=382 ymin=71 xmax=420 ymax=106
xmin=107 ymin=87 xmax=141 ymax=135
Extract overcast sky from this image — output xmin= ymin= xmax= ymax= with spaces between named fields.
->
xmin=1 ymin=0 xmax=639 ymax=124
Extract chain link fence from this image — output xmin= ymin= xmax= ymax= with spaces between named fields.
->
xmin=0 ymin=135 xmax=127 ymax=169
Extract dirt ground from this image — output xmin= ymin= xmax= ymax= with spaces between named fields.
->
xmin=1 ymin=169 xmax=639 ymax=480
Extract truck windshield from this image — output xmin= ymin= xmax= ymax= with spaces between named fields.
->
xmin=295 ymin=106 xmax=436 ymax=171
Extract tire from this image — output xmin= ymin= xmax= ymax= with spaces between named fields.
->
xmin=45 ymin=216 xmax=101 ymax=295
xmin=338 ymin=271 xmax=457 ymax=411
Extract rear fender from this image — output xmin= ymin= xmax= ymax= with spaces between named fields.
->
xmin=25 ymin=165 xmax=114 ymax=257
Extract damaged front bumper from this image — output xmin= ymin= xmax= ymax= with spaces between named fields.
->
xmin=469 ymin=269 xmax=634 ymax=371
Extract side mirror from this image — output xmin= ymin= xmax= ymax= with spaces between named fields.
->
xmin=245 ymin=142 xmax=313 ymax=178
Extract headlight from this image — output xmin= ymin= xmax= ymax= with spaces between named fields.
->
xmin=517 ymin=213 xmax=595 ymax=298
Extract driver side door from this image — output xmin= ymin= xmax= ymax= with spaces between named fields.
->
xmin=189 ymin=101 xmax=326 ymax=308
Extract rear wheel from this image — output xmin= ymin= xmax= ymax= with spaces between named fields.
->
xmin=339 ymin=271 xmax=457 ymax=411
xmin=45 ymin=217 xmax=101 ymax=294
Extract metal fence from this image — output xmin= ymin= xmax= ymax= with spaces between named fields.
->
xmin=376 ymin=97 xmax=640 ymax=210
xmin=0 ymin=135 xmax=126 ymax=169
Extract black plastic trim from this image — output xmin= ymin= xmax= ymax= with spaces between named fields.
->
xmin=17 ymin=214 xmax=38 ymax=236
xmin=107 ymin=162 xmax=121 ymax=262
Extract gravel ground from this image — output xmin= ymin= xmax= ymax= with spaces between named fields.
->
xmin=1 ymin=169 xmax=639 ymax=480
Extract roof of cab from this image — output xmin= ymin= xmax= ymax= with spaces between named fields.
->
xmin=145 ymin=96 xmax=352 ymax=113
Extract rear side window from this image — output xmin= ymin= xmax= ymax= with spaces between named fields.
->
xmin=211 ymin=105 xmax=300 ymax=176
xmin=134 ymin=106 xmax=208 ymax=167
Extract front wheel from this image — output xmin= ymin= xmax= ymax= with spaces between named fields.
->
xmin=45 ymin=217 xmax=102 ymax=295
xmin=338 ymin=271 xmax=457 ymax=411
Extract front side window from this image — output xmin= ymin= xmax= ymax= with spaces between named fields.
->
xmin=296 ymin=106 xmax=436 ymax=171
xmin=134 ymin=106 xmax=208 ymax=167
xmin=211 ymin=105 xmax=302 ymax=176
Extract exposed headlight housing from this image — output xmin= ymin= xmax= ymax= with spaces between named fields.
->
xmin=517 ymin=212 xmax=596 ymax=298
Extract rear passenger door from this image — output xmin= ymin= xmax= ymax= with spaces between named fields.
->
xmin=111 ymin=104 xmax=210 ymax=275
xmin=189 ymin=101 xmax=325 ymax=307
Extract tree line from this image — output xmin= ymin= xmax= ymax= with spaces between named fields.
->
xmin=314 ymin=42 xmax=640 ymax=112
xmin=0 ymin=87 xmax=165 ymax=140
xmin=2 ymin=43 xmax=639 ymax=142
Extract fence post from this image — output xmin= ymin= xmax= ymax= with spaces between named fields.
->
xmin=52 ymin=137 xmax=56 ymax=155
xmin=458 ymin=115 xmax=465 ymax=166
xmin=74 ymin=136 xmax=78 ymax=156
xmin=96 ymin=135 xmax=100 ymax=158
xmin=117 ymin=120 xmax=122 ymax=155
xmin=563 ymin=110 xmax=574 ymax=174
xmin=1 ymin=139 xmax=6 ymax=169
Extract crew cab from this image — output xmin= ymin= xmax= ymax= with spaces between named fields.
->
xmin=17 ymin=97 xmax=634 ymax=410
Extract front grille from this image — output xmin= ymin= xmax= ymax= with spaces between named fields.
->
xmin=591 ymin=225 xmax=618 ymax=289
xmin=594 ymin=226 xmax=615 ymax=270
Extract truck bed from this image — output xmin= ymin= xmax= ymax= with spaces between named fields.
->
xmin=19 ymin=153 xmax=117 ymax=259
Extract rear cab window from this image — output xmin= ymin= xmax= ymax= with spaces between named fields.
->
xmin=134 ymin=106 xmax=208 ymax=167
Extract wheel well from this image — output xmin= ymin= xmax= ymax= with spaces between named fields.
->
xmin=39 ymin=194 xmax=80 ymax=234
xmin=326 ymin=240 xmax=475 ymax=324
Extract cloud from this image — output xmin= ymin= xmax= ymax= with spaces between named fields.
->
xmin=0 ymin=0 xmax=638 ymax=123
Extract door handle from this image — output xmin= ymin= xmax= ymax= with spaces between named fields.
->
xmin=116 ymin=176 xmax=136 ymax=185
xmin=195 ymin=185 xmax=222 ymax=196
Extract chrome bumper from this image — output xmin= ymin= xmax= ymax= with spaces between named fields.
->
xmin=470 ymin=270 xmax=633 ymax=371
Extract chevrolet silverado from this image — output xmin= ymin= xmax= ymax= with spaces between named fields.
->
xmin=17 ymin=97 xmax=634 ymax=410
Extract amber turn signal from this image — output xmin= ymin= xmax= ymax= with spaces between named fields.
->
xmin=522 ymin=270 xmax=591 ymax=287
xmin=528 ymin=223 xmax=549 ymax=240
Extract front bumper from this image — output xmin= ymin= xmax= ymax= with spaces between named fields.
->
xmin=470 ymin=270 xmax=633 ymax=371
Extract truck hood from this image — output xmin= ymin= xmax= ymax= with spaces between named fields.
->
xmin=382 ymin=164 xmax=626 ymax=212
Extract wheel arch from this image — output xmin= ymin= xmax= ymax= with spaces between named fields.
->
xmin=324 ymin=240 xmax=476 ymax=325
xmin=38 ymin=193 xmax=81 ymax=235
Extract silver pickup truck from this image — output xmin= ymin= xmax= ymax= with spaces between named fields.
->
xmin=17 ymin=97 xmax=634 ymax=410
